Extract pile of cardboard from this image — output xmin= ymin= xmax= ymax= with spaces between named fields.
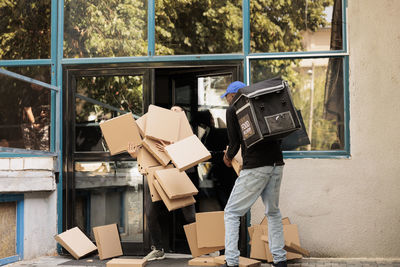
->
xmin=55 ymin=224 xmax=146 ymax=267
xmin=99 ymin=105 xmax=212 ymax=210
xmin=248 ymin=216 xmax=309 ymax=262
xmin=183 ymin=211 xmax=261 ymax=267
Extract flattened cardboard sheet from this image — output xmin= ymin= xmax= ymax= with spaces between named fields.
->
xmin=188 ymin=257 xmax=219 ymax=266
xmin=249 ymin=225 xmax=271 ymax=261
xmin=165 ymin=135 xmax=211 ymax=171
xmin=93 ymin=224 xmax=123 ymax=260
xmin=100 ymin=113 xmax=142 ymax=156
xmin=260 ymin=216 xmax=291 ymax=226
xmin=178 ymin=111 xmax=193 ymax=140
xmin=54 ymin=227 xmax=97 ymax=260
xmin=154 ymin=168 xmax=198 ymax=199
xmin=106 ymin=258 xmax=147 ymax=267
xmin=137 ymin=146 xmax=159 ymax=174
xmin=146 ymin=165 xmax=174 ymax=202
xmin=195 ymin=211 xmax=225 ymax=248
xmin=142 ymin=138 xmax=171 ymax=166
xmin=183 ymin=223 xmax=224 ymax=258
xmin=136 ymin=113 xmax=147 ymax=138
xmin=145 ymin=105 xmax=180 ymax=142
xmin=214 ymin=255 xmax=261 ymax=267
xmin=153 ymin=179 xmax=196 ymax=211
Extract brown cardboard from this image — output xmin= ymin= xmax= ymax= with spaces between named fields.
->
xmin=99 ymin=113 xmax=142 ymax=156
xmin=183 ymin=223 xmax=224 ymax=258
xmin=153 ymin=179 xmax=196 ymax=211
xmin=106 ymin=258 xmax=147 ymax=267
xmin=137 ymin=146 xmax=159 ymax=174
xmin=214 ymin=255 xmax=261 ymax=267
xmin=188 ymin=257 xmax=220 ymax=266
xmin=231 ymin=149 xmax=243 ymax=176
xmin=165 ymin=135 xmax=211 ymax=171
xmin=259 ymin=224 xmax=302 ymax=261
xmin=249 ymin=225 xmax=272 ymax=261
xmin=154 ymin=168 xmax=198 ymax=199
xmin=145 ymin=105 xmax=180 ymax=142
xmin=260 ymin=216 xmax=291 ymax=226
xmin=285 ymin=241 xmax=310 ymax=257
xmin=195 ymin=211 xmax=225 ymax=248
xmin=142 ymin=138 xmax=171 ymax=166
xmin=54 ymin=227 xmax=97 ymax=260
xmin=248 ymin=225 xmax=256 ymax=245
xmin=93 ymin=224 xmax=123 ymax=260
xmin=136 ymin=113 xmax=147 ymax=138
xmin=177 ymin=111 xmax=193 ymax=140
xmin=146 ymin=165 xmax=174 ymax=202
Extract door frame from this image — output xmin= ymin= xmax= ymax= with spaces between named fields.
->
xmin=62 ymin=61 xmax=244 ymax=255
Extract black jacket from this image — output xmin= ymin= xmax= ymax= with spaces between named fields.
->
xmin=225 ymin=105 xmax=284 ymax=169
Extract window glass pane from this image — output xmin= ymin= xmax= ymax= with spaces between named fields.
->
xmin=64 ymin=0 xmax=148 ymax=58
xmin=75 ymin=75 xmax=143 ymax=152
xmin=155 ymin=0 xmax=242 ymax=55
xmin=250 ymin=57 xmax=344 ymax=151
xmin=251 ymin=0 xmax=342 ymax=53
xmin=0 ymin=72 xmax=52 ymax=151
xmin=74 ymin=161 xmax=143 ymax=242
xmin=197 ymin=75 xmax=232 ymax=128
xmin=0 ymin=0 xmax=51 ymax=60
xmin=4 ymin=66 xmax=51 ymax=82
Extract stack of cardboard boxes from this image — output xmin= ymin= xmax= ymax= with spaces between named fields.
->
xmin=100 ymin=104 xmax=212 ymax=210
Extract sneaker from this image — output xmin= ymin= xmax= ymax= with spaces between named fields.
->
xmin=221 ymin=264 xmax=238 ymax=267
xmin=143 ymin=246 xmax=165 ymax=261
xmin=272 ymin=260 xmax=287 ymax=267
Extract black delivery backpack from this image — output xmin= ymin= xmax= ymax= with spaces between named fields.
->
xmin=232 ymin=77 xmax=301 ymax=148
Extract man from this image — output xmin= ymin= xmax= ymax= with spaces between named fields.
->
xmin=221 ymin=81 xmax=287 ymax=267
xmin=128 ymin=105 xmax=196 ymax=262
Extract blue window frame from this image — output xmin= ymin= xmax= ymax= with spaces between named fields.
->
xmin=0 ymin=194 xmax=24 ymax=266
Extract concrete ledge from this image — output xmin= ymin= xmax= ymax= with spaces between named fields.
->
xmin=0 ymin=177 xmax=55 ymax=192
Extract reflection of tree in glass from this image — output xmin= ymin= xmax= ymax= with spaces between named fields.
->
xmin=0 ymin=0 xmax=51 ymax=59
xmin=64 ymin=0 xmax=147 ymax=57
xmin=76 ymin=76 xmax=143 ymax=123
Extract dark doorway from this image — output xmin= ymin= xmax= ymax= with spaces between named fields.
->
xmin=63 ymin=62 xmax=247 ymax=256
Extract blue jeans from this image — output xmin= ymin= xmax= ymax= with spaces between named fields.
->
xmin=224 ymin=165 xmax=286 ymax=266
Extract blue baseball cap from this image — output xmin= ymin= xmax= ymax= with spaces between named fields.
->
xmin=221 ymin=81 xmax=246 ymax=98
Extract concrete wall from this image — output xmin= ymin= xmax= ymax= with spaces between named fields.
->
xmin=0 ymin=157 xmax=57 ymax=260
xmin=251 ymin=0 xmax=400 ymax=258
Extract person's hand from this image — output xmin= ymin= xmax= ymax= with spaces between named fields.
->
xmin=223 ymin=153 xmax=232 ymax=167
xmin=127 ymin=142 xmax=141 ymax=158
xmin=33 ymin=123 xmax=41 ymax=130
xmin=155 ymin=140 xmax=172 ymax=152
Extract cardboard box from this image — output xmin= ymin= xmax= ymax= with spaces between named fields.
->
xmin=231 ymin=149 xmax=243 ymax=176
xmin=153 ymin=179 xmax=196 ymax=211
xmin=165 ymin=135 xmax=211 ymax=171
xmin=249 ymin=225 xmax=272 ymax=261
xmin=195 ymin=211 xmax=225 ymax=248
xmin=145 ymin=105 xmax=180 ymax=142
xmin=154 ymin=168 xmax=198 ymax=199
xmin=214 ymin=255 xmax=261 ymax=267
xmin=146 ymin=165 xmax=174 ymax=202
xmin=183 ymin=223 xmax=224 ymax=258
xmin=93 ymin=224 xmax=123 ymax=260
xmin=136 ymin=113 xmax=147 ymax=138
xmin=142 ymin=138 xmax=171 ymax=166
xmin=177 ymin=111 xmax=193 ymax=140
xmin=188 ymin=257 xmax=219 ymax=266
xmin=137 ymin=146 xmax=159 ymax=174
xmin=100 ymin=113 xmax=142 ymax=156
xmin=106 ymin=258 xmax=147 ymax=267
xmin=54 ymin=227 xmax=97 ymax=260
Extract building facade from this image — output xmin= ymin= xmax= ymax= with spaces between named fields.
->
xmin=0 ymin=0 xmax=400 ymax=264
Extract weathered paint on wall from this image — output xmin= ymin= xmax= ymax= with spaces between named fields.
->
xmin=0 ymin=202 xmax=16 ymax=258
xmin=251 ymin=0 xmax=400 ymax=257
